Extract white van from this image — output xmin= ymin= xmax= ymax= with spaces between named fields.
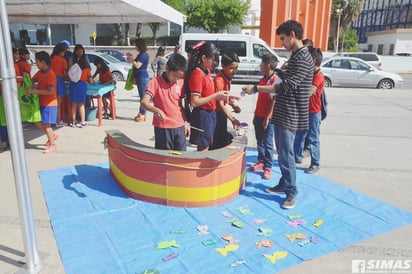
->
xmin=180 ymin=33 xmax=284 ymax=83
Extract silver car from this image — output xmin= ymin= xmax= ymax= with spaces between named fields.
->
xmin=86 ymin=52 xmax=131 ymax=81
xmin=320 ymin=57 xmax=404 ymax=89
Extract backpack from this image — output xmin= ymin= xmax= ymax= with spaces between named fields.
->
xmin=68 ymin=63 xmax=82 ymax=83
xmin=321 ymin=88 xmax=328 ymax=121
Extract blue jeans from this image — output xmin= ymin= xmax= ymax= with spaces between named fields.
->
xmin=294 ymin=112 xmax=321 ymax=167
xmin=136 ymin=76 xmax=149 ymax=115
xmin=253 ymin=116 xmax=274 ymax=169
xmin=308 ymin=112 xmax=321 ymax=167
xmin=275 ymin=125 xmax=298 ymax=198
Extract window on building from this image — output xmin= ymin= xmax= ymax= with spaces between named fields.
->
xmin=389 ymin=44 xmax=395 ymax=55
xmin=377 ymin=44 xmax=384 ymax=55
xmin=368 ymin=44 xmax=373 ymax=51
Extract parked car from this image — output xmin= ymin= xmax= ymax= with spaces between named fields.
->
xmin=320 ymin=56 xmax=404 ymax=89
xmin=96 ymin=49 xmax=128 ymax=62
xmin=336 ymin=52 xmax=382 ymax=69
xmin=86 ymin=52 xmax=131 ymax=81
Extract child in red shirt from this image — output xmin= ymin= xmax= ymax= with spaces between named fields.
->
xmin=186 ymin=42 xmax=228 ymax=151
xmin=141 ymin=54 xmax=189 ymax=151
xmin=249 ymin=54 xmax=278 ymax=179
xmin=28 ymin=51 xmax=58 ymax=153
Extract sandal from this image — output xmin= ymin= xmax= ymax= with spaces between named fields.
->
xmin=134 ymin=113 xmax=146 ymax=122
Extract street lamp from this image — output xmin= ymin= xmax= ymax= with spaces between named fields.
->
xmin=336 ymin=8 xmax=343 ymax=53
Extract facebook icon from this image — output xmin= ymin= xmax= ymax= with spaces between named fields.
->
xmin=352 ymin=260 xmax=366 ymax=273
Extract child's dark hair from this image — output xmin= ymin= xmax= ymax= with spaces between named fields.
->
xmin=310 ymin=48 xmax=323 ymax=66
xmin=72 ymin=44 xmax=90 ymax=70
xmin=93 ymin=57 xmax=109 ymax=74
xmin=261 ymin=54 xmax=279 ymax=70
xmin=303 ymin=39 xmax=314 ymax=51
xmin=276 ymin=20 xmax=304 ymax=40
xmin=51 ymin=44 xmax=66 ymax=58
xmin=135 ymin=38 xmax=147 ymax=52
xmin=35 ymin=51 xmax=51 ymax=66
xmin=187 ymin=42 xmax=219 ymax=76
xmin=221 ymin=51 xmax=240 ymax=67
xmin=167 ymin=54 xmax=187 ymax=72
xmin=156 ymin=46 xmax=166 ymax=57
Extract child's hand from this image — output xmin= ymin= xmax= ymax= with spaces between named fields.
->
xmin=242 ymin=85 xmax=254 ymax=95
xmin=215 ymin=91 xmax=229 ymax=101
xmin=154 ymin=109 xmax=166 ymax=121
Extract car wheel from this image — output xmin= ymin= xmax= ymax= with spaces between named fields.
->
xmin=112 ymin=71 xmax=124 ymax=81
xmin=377 ymin=79 xmax=394 ymax=89
xmin=324 ymin=77 xmax=332 ymax=87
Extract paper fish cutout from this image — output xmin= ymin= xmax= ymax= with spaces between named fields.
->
xmin=202 ymin=239 xmax=218 ymax=246
xmin=288 ymin=215 xmax=302 ymax=220
xmin=285 ymin=233 xmax=307 ymax=242
xmin=162 ymin=252 xmax=179 ymax=262
xmin=263 ymin=251 xmax=288 ymax=264
xmin=310 ymin=236 xmax=319 ymax=244
xmin=169 ymin=230 xmax=185 ymax=234
xmin=298 ymin=239 xmax=310 ymax=247
xmin=221 ymin=234 xmax=239 ymax=243
xmin=197 ymin=225 xmax=210 ymax=235
xmin=156 ymin=240 xmax=180 ymax=249
xmin=255 ymin=239 xmax=274 ymax=248
xmin=287 ymin=219 xmax=306 ymax=228
xmin=313 ymin=220 xmax=324 ymax=227
xmin=229 ymin=259 xmax=246 ymax=267
xmin=232 ymin=220 xmax=244 ymax=228
xmin=257 ymin=227 xmax=272 ymax=236
xmin=253 ymin=218 xmax=267 ymax=224
xmin=215 ymin=244 xmax=239 ymax=256
xmin=221 ymin=211 xmax=232 ymax=218
xmin=236 ymin=206 xmax=251 ymax=215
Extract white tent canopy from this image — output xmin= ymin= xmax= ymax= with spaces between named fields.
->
xmin=6 ymin=0 xmax=186 ymax=25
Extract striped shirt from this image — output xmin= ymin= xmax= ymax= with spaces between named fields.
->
xmin=272 ymin=47 xmax=314 ymax=130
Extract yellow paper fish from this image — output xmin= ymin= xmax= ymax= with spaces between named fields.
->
xmin=285 ymin=233 xmax=307 ymax=242
xmin=215 ymin=244 xmax=239 ymax=256
xmin=313 ymin=219 xmax=324 ymax=227
xmin=156 ymin=239 xmax=180 ymax=249
xmin=263 ymin=251 xmax=288 ymax=264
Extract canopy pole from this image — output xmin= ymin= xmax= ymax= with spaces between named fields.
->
xmin=0 ymin=0 xmax=42 ymax=272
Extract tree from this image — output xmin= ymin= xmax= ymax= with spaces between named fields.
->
xmin=329 ymin=0 xmax=363 ymax=51
xmin=186 ymin=0 xmax=249 ymax=33
xmin=147 ymin=23 xmax=162 ymax=46
xmin=163 ymin=0 xmax=186 ymax=14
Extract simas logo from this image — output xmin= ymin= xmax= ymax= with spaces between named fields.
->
xmin=352 ymin=259 xmax=412 ymax=273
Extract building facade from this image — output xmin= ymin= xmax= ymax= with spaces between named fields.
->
xmin=352 ymin=0 xmax=412 ymax=54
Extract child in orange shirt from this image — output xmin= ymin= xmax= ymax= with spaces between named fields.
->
xmin=17 ymin=47 xmax=31 ymax=76
xmin=212 ymin=51 xmax=241 ymax=149
xmin=92 ymin=57 xmax=113 ymax=119
xmin=27 ymin=51 xmax=58 ymax=153
xmin=51 ymin=44 xmax=69 ymax=125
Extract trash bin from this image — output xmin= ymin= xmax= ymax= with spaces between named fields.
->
xmin=86 ymin=108 xmax=97 ymax=121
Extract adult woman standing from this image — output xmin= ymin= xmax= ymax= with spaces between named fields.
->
xmin=127 ymin=38 xmax=150 ymax=122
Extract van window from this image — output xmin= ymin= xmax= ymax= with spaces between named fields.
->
xmin=216 ymin=41 xmax=246 ymax=57
xmin=253 ymin=43 xmax=272 ymax=58
xmin=184 ymin=40 xmax=247 ymax=57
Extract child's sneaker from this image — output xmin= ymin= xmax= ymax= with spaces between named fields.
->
xmin=249 ymin=162 xmax=264 ymax=171
xmin=57 ymin=120 xmax=65 ymax=127
xmin=262 ymin=168 xmax=272 ymax=180
xmin=43 ymin=145 xmax=57 ymax=154
xmin=76 ymin=122 xmax=87 ymax=128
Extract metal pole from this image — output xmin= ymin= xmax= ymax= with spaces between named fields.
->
xmin=336 ymin=9 xmax=343 ymax=53
xmin=0 ymin=0 xmax=41 ymax=272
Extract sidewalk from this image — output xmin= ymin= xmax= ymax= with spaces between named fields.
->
xmin=0 ymin=84 xmax=411 ymax=273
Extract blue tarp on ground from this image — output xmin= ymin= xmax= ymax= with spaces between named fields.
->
xmin=38 ymin=149 xmax=412 ymax=274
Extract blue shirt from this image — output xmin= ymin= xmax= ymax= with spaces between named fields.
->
xmin=133 ymin=51 xmax=149 ymax=79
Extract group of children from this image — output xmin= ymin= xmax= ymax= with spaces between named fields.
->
xmin=0 ymin=41 xmax=113 ymax=153
xmin=141 ymin=41 xmax=243 ymax=153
